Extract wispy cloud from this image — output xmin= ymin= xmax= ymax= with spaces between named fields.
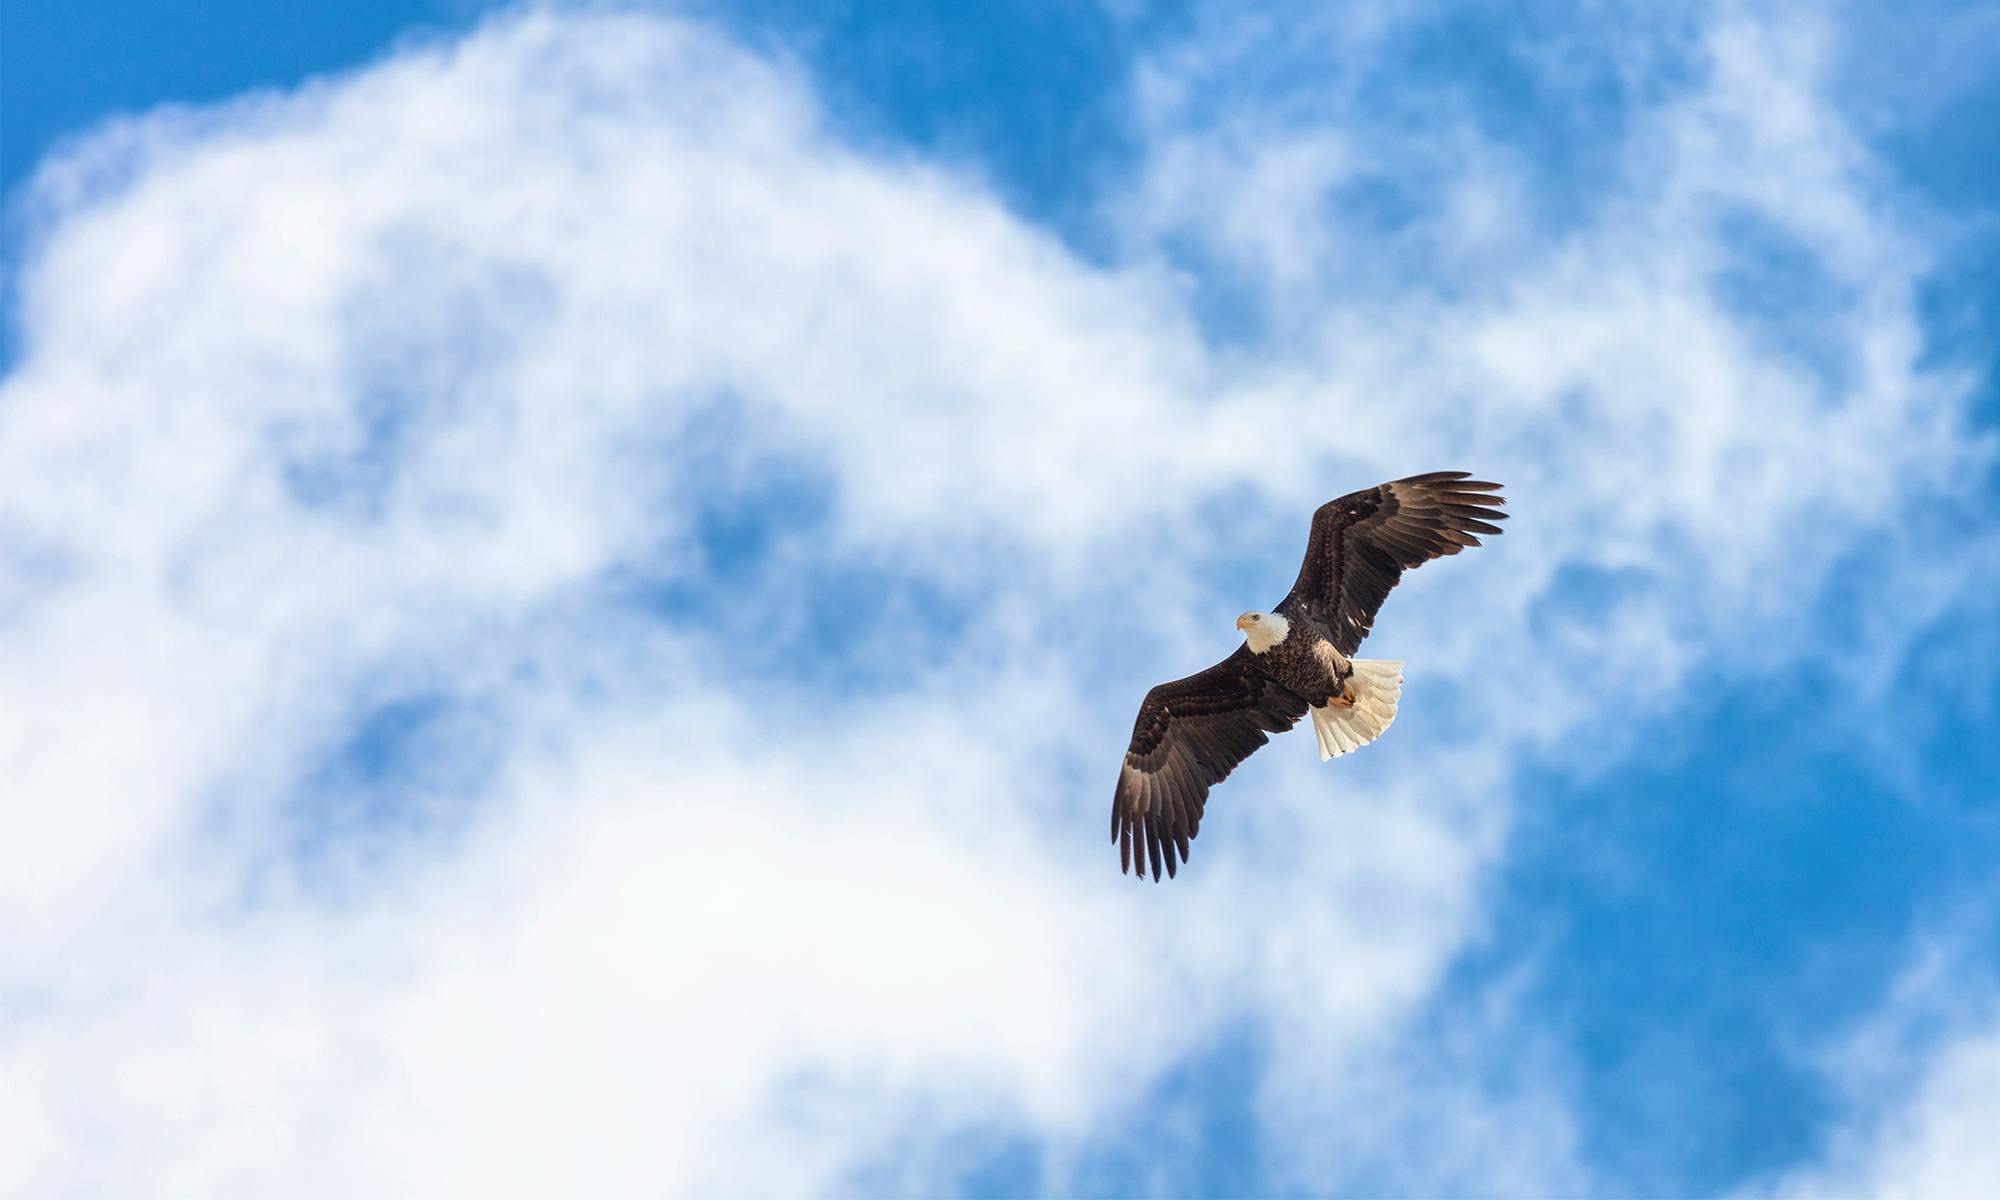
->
xmin=1752 ymin=928 xmax=2000 ymax=1199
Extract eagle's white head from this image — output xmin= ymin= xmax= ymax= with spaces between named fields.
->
xmin=1236 ymin=610 xmax=1290 ymax=654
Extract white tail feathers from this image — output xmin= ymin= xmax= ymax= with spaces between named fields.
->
xmin=1310 ymin=660 xmax=1403 ymax=761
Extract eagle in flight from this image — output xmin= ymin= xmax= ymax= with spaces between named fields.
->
xmin=1113 ymin=472 xmax=1507 ymax=880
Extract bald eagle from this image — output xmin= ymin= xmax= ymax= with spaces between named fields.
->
xmin=1113 ymin=472 xmax=1507 ymax=881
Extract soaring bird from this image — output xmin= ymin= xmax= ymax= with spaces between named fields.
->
xmin=1112 ymin=472 xmax=1507 ymax=880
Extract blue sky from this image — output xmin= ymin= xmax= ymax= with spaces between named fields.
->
xmin=4 ymin=2 xmax=1999 ymax=1197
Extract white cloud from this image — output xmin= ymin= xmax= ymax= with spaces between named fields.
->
xmin=1755 ymin=941 xmax=2000 ymax=1199
xmin=0 ymin=3 xmax=1988 ymax=1195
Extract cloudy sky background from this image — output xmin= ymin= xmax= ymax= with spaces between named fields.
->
xmin=4 ymin=1 xmax=1998 ymax=1195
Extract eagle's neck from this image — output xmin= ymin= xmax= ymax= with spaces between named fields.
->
xmin=1245 ymin=612 xmax=1290 ymax=654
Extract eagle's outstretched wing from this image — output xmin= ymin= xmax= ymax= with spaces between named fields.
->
xmin=1112 ymin=647 xmax=1309 ymax=881
xmin=1282 ymin=471 xmax=1507 ymax=655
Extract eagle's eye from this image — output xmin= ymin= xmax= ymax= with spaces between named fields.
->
xmin=1247 ymin=614 xmax=1260 ymax=622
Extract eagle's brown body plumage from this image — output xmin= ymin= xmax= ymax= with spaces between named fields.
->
xmin=1256 ymin=610 xmax=1351 ymax=707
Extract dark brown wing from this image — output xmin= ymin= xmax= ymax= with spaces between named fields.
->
xmin=1280 ymin=471 xmax=1507 ymax=655
xmin=1112 ymin=647 xmax=1309 ymax=882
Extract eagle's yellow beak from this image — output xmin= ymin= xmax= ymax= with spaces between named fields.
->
xmin=1235 ymin=614 xmax=1255 ymax=630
